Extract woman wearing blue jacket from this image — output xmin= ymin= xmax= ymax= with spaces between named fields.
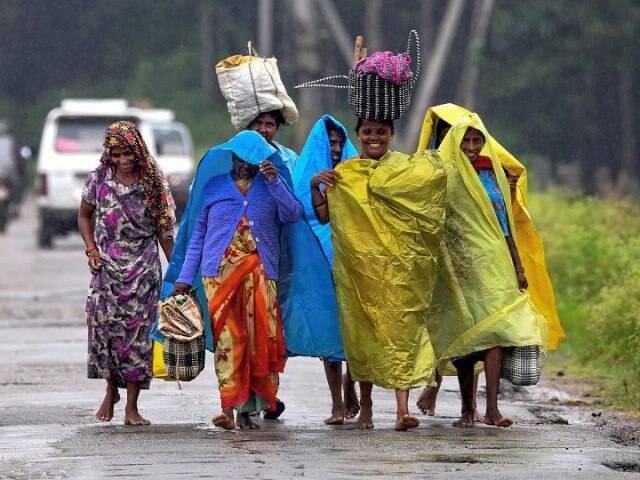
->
xmin=172 ymin=131 xmax=302 ymax=431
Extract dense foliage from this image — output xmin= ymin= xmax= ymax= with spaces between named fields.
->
xmin=529 ymin=191 xmax=640 ymax=407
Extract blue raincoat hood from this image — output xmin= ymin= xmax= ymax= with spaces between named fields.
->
xmin=292 ymin=115 xmax=357 ymax=265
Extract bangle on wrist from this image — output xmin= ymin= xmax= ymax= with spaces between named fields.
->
xmin=85 ymin=244 xmax=97 ymax=257
xmin=515 ymin=266 xmax=525 ymax=273
xmin=312 ymin=200 xmax=327 ymax=209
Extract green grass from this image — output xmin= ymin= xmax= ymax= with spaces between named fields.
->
xmin=529 ymin=189 xmax=640 ymax=410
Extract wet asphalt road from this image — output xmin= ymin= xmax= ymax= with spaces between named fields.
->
xmin=1 ymin=200 xmax=639 ymax=479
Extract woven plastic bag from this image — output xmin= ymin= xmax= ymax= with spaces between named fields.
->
xmin=157 ymin=294 xmax=204 ymax=341
xmin=157 ymin=294 xmax=205 ymax=385
xmin=163 ymin=336 xmax=206 ymax=384
xmin=215 ymin=43 xmax=298 ymax=130
xmin=500 ymin=346 xmax=542 ymax=386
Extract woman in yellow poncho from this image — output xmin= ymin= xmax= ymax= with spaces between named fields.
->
xmin=415 ymin=104 xmax=563 ymax=422
xmin=422 ymin=112 xmax=548 ymax=428
xmin=312 ymin=117 xmax=447 ymax=431
xmin=419 ymin=104 xmax=563 ymax=349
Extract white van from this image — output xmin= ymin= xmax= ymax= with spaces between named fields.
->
xmin=35 ymin=99 xmax=195 ymax=248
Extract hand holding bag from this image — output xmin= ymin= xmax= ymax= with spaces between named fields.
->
xmin=157 ymin=293 xmax=206 ymax=387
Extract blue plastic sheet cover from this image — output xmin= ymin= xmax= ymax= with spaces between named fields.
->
xmin=153 ymin=129 xmax=344 ymax=359
xmin=289 ymin=115 xmax=358 ymax=361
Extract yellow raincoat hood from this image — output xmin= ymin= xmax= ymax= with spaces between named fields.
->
xmin=419 ymin=104 xmax=563 ymax=350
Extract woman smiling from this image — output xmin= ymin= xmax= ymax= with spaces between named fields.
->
xmin=311 ymin=116 xmax=446 ymax=431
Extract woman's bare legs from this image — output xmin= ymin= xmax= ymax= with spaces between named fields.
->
xmin=95 ymin=378 xmax=120 ymax=422
xmin=123 ymin=382 xmax=150 ymax=426
xmin=416 ymin=370 xmax=442 ymax=415
xmin=453 ymin=359 xmax=475 ymax=427
xmin=395 ymin=389 xmax=420 ymax=431
xmin=355 ymin=381 xmax=374 ymax=429
xmin=323 ymin=358 xmax=345 ymax=425
xmin=472 ymin=373 xmax=485 ymax=422
xmin=343 ymin=364 xmax=360 ymax=419
xmin=236 ymin=411 xmax=260 ymax=430
xmin=416 ymin=371 xmax=484 ymax=421
xmin=212 ymin=407 xmax=236 ymax=430
xmin=483 ymin=347 xmax=512 ymax=427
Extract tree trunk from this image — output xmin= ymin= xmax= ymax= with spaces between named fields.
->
xmin=455 ymin=0 xmax=495 ymax=110
xmin=288 ymin=0 xmax=322 ymax=149
xmin=617 ymin=70 xmax=637 ymax=196
xmin=200 ymin=0 xmax=216 ymax=100
xmin=315 ymin=0 xmax=354 ymax=68
xmin=364 ymin=0 xmax=384 ymax=53
xmin=399 ymin=0 xmax=466 ymax=151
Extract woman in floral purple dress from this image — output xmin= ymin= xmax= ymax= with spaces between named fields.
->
xmin=78 ymin=121 xmax=175 ymax=426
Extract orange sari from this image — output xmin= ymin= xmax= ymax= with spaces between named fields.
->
xmin=202 ymin=178 xmax=286 ymax=413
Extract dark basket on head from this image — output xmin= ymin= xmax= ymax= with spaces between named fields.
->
xmin=163 ymin=335 xmax=206 ymax=382
xmin=347 ymin=69 xmax=412 ymax=121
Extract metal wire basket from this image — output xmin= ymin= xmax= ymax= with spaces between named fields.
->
xmin=295 ymin=30 xmax=420 ymax=121
xmin=347 ymin=69 xmax=413 ymax=121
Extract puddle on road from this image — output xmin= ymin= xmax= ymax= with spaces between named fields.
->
xmin=416 ymin=454 xmax=487 ymax=464
xmin=603 ymin=461 xmax=640 ymax=472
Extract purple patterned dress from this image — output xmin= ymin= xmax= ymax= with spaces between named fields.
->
xmin=82 ymin=164 xmax=173 ymax=388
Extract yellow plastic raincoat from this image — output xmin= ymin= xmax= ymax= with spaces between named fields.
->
xmin=419 ymin=104 xmax=563 ymax=350
xmin=327 ymin=150 xmax=446 ymax=389
xmin=421 ymin=113 xmax=548 ymax=374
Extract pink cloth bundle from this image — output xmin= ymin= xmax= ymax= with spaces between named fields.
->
xmin=354 ymin=51 xmax=414 ymax=86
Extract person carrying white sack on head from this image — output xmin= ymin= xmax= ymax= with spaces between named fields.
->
xmin=216 ymin=46 xmax=300 ymax=175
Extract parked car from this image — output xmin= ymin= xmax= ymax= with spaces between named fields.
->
xmin=35 ymin=99 xmax=195 ymax=248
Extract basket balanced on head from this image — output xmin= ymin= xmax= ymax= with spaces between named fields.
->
xmin=295 ymin=30 xmax=420 ymax=122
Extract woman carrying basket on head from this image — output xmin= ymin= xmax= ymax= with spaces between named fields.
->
xmin=304 ymin=32 xmax=448 ymax=431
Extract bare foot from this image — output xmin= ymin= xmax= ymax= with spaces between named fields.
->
xmin=212 ymin=411 xmax=236 ymax=430
xmin=416 ymin=386 xmax=439 ymax=416
xmin=236 ymin=412 xmax=260 ymax=430
xmin=395 ymin=414 xmax=420 ymax=431
xmin=343 ymin=374 xmax=360 ymax=419
xmin=354 ymin=404 xmax=374 ymax=429
xmin=474 ymin=409 xmax=485 ymax=423
xmin=95 ymin=388 xmax=120 ymax=422
xmin=324 ymin=413 xmax=345 ymax=425
xmin=123 ymin=410 xmax=150 ymax=426
xmin=484 ymin=415 xmax=513 ymax=428
xmin=452 ymin=411 xmax=475 ymax=428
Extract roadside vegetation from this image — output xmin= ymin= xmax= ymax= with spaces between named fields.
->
xmin=529 ymin=190 xmax=640 ymax=410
